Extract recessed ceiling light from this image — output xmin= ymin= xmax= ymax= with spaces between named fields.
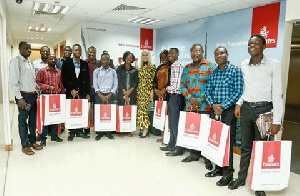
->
xmin=32 ymin=2 xmax=70 ymax=15
xmin=43 ymin=4 xmax=50 ymax=12
xmin=127 ymin=16 xmax=159 ymax=25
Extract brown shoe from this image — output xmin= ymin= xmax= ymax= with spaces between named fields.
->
xmin=29 ymin=143 xmax=43 ymax=150
xmin=22 ymin=147 xmax=35 ymax=155
xmin=127 ymin=133 xmax=133 ymax=137
xmin=119 ymin=133 xmax=124 ymax=138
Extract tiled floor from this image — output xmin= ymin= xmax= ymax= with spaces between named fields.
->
xmin=1 ymin=105 xmax=300 ymax=196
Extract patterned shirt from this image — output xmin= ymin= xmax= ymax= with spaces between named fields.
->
xmin=166 ymin=60 xmax=184 ymax=94
xmin=180 ymin=60 xmax=216 ymax=112
xmin=206 ymin=62 xmax=244 ymax=110
xmin=36 ymin=66 xmax=64 ymax=94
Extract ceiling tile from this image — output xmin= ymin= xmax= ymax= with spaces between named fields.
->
xmin=74 ymin=0 xmax=121 ymax=11
xmin=176 ymin=0 xmax=226 ymax=7
xmin=156 ymin=1 xmax=201 ymax=14
xmin=122 ymin=0 xmax=172 ymax=9
xmin=67 ymin=7 xmax=104 ymax=17
xmin=240 ymin=0 xmax=279 ymax=6
xmin=141 ymin=10 xmax=177 ymax=20
xmin=207 ymin=0 xmax=254 ymax=13
xmin=183 ymin=7 xmax=223 ymax=19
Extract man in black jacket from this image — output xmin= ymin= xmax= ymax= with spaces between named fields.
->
xmin=61 ymin=44 xmax=90 ymax=141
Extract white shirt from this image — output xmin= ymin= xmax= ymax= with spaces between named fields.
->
xmin=9 ymin=55 xmax=36 ymax=99
xmin=93 ymin=66 xmax=118 ymax=94
xmin=33 ymin=58 xmax=48 ymax=75
xmin=237 ymin=55 xmax=283 ymax=124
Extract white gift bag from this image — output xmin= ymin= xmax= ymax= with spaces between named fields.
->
xmin=202 ymin=119 xmax=230 ymax=167
xmin=176 ymin=111 xmax=210 ymax=151
xmin=249 ymin=140 xmax=292 ymax=191
xmin=41 ymin=94 xmax=66 ymax=126
xmin=116 ymin=105 xmax=137 ymax=132
xmin=152 ymin=101 xmax=167 ymax=130
xmin=65 ymin=99 xmax=89 ymax=129
xmin=163 ymin=115 xmax=170 ymax=144
xmin=94 ymin=104 xmax=117 ymax=132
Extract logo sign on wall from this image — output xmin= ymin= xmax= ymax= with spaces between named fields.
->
xmin=251 ymin=2 xmax=280 ymax=48
xmin=140 ymin=28 xmax=153 ymax=51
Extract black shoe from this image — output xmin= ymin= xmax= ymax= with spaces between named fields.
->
xmin=255 ymin=191 xmax=266 ymax=196
xmin=107 ymin=134 xmax=114 ymax=139
xmin=205 ymin=168 xmax=223 ymax=177
xmin=139 ymin=132 xmax=149 ymax=138
xmin=40 ymin=139 xmax=46 ymax=147
xmin=204 ymin=158 xmax=213 ymax=171
xmin=166 ymin=148 xmax=183 ymax=157
xmin=181 ymin=156 xmax=199 ymax=163
xmin=138 ymin=132 xmax=142 ymax=136
xmin=160 ymin=146 xmax=174 ymax=152
xmin=228 ymin=179 xmax=246 ymax=190
xmin=51 ymin=136 xmax=63 ymax=142
xmin=76 ymin=132 xmax=90 ymax=139
xmin=95 ymin=134 xmax=102 ymax=141
xmin=68 ymin=134 xmax=75 ymax=141
xmin=216 ymin=176 xmax=232 ymax=186
xmin=84 ymin=129 xmax=90 ymax=135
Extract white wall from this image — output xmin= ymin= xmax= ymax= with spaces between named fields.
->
xmin=286 ymin=0 xmax=300 ymax=22
xmin=52 ymin=22 xmax=82 ymax=54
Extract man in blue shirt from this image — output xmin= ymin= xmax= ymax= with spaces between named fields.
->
xmin=93 ymin=53 xmax=118 ymax=140
xmin=205 ymin=46 xmax=244 ymax=187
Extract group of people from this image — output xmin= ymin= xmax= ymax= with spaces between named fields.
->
xmin=9 ymin=33 xmax=283 ymax=196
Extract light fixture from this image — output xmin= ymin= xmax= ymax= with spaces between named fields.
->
xmin=127 ymin=16 xmax=160 ymax=25
xmin=27 ymin=25 xmax=52 ymax=32
xmin=32 ymin=2 xmax=70 ymax=14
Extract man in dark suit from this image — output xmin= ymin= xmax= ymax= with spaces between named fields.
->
xmin=61 ymin=44 xmax=91 ymax=141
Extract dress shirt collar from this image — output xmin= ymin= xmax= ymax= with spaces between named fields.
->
xmin=100 ymin=66 xmax=111 ymax=71
xmin=216 ymin=61 xmax=230 ymax=71
xmin=45 ymin=66 xmax=59 ymax=72
xmin=18 ymin=54 xmax=30 ymax=61
xmin=86 ymin=58 xmax=98 ymax=64
xmin=249 ymin=55 xmax=266 ymax=66
xmin=73 ymin=59 xmax=81 ymax=68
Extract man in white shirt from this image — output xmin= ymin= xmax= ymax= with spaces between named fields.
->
xmin=32 ymin=46 xmax=50 ymax=75
xmin=9 ymin=41 xmax=43 ymax=155
xmin=228 ymin=34 xmax=283 ymax=196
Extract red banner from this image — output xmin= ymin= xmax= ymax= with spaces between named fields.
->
xmin=140 ymin=28 xmax=153 ymax=51
xmin=251 ymin=2 xmax=280 ymax=48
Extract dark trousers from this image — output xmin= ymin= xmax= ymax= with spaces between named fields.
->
xmin=95 ymin=93 xmax=114 ymax=136
xmin=210 ymin=106 xmax=236 ymax=177
xmin=237 ymin=103 xmax=273 ymax=181
xmin=67 ymin=95 xmax=89 ymax=136
xmin=41 ymin=124 xmax=58 ymax=139
xmin=167 ymin=94 xmax=185 ymax=148
xmin=17 ymin=93 xmax=38 ymax=147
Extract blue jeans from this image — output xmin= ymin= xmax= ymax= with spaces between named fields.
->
xmin=17 ymin=93 xmax=38 ymax=147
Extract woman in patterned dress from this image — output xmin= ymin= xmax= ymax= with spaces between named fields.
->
xmin=153 ymin=50 xmax=171 ymax=142
xmin=137 ymin=50 xmax=156 ymax=138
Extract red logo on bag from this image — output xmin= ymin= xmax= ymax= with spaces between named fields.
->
xmin=261 ymin=141 xmax=281 ymax=169
xmin=49 ymin=95 xmax=61 ymax=112
xmin=208 ymin=120 xmax=222 ymax=147
xmin=184 ymin=113 xmax=200 ymax=136
xmin=123 ymin=106 xmax=131 ymax=121
xmin=100 ymin=105 xmax=111 ymax=121
xmin=155 ymin=101 xmax=163 ymax=117
xmin=70 ymin=100 xmax=82 ymax=116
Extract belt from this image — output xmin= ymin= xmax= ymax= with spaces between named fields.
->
xmin=20 ymin=91 xmax=36 ymax=94
xmin=243 ymin=101 xmax=272 ymax=108
xmin=169 ymin=93 xmax=182 ymax=96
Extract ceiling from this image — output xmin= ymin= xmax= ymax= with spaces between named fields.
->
xmin=5 ymin=0 xmax=279 ymax=43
